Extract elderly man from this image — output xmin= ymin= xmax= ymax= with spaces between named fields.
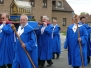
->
xmin=36 ymin=16 xmax=53 ymax=68
xmin=52 ymin=19 xmax=61 ymax=59
xmin=0 ymin=13 xmax=15 ymax=68
xmin=12 ymin=14 xmax=38 ymax=68
xmin=64 ymin=15 xmax=88 ymax=68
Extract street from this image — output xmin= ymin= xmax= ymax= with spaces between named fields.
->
xmin=44 ymin=34 xmax=91 ymax=68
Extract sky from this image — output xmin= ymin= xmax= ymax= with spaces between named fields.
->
xmin=66 ymin=0 xmax=91 ymax=15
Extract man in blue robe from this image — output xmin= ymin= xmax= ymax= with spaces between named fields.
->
xmin=52 ymin=19 xmax=61 ymax=59
xmin=79 ymin=16 xmax=91 ymax=64
xmin=64 ymin=16 xmax=88 ymax=68
xmin=12 ymin=14 xmax=38 ymax=68
xmin=0 ymin=13 xmax=15 ymax=68
xmin=36 ymin=16 xmax=53 ymax=68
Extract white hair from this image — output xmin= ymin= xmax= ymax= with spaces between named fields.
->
xmin=1 ymin=12 xmax=9 ymax=18
xmin=20 ymin=14 xmax=28 ymax=20
xmin=43 ymin=16 xmax=49 ymax=21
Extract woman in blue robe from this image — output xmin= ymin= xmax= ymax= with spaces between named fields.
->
xmin=52 ymin=19 xmax=61 ymax=59
xmin=64 ymin=16 xmax=88 ymax=68
xmin=0 ymin=24 xmax=15 ymax=68
xmin=12 ymin=15 xmax=38 ymax=68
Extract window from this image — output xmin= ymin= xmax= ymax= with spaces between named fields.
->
xmin=30 ymin=0 xmax=35 ymax=7
xmin=52 ymin=1 xmax=56 ymax=6
xmin=62 ymin=18 xmax=66 ymax=26
xmin=0 ymin=0 xmax=4 ymax=4
xmin=57 ymin=1 xmax=62 ymax=8
xmin=42 ymin=0 xmax=47 ymax=8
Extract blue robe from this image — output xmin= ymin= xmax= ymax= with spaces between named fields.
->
xmin=28 ymin=21 xmax=38 ymax=29
xmin=79 ymin=22 xmax=91 ymax=56
xmin=64 ymin=24 xmax=88 ymax=67
xmin=0 ymin=24 xmax=15 ymax=66
xmin=12 ymin=24 xmax=38 ymax=68
xmin=52 ymin=24 xmax=61 ymax=54
xmin=35 ymin=27 xmax=42 ymax=58
xmin=36 ymin=24 xmax=53 ymax=60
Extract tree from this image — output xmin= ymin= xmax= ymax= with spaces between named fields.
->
xmin=80 ymin=12 xmax=89 ymax=18
xmin=80 ymin=12 xmax=89 ymax=15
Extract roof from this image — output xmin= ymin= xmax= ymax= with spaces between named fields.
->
xmin=52 ymin=0 xmax=74 ymax=12
xmin=86 ymin=15 xmax=91 ymax=23
xmin=14 ymin=0 xmax=32 ymax=9
xmin=79 ymin=14 xmax=91 ymax=23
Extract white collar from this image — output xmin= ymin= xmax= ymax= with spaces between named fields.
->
xmin=20 ymin=23 xmax=28 ymax=28
xmin=72 ymin=24 xmax=77 ymax=33
xmin=53 ymin=24 xmax=57 ymax=28
xmin=17 ymin=23 xmax=28 ymax=36
xmin=72 ymin=24 xmax=82 ymax=33
xmin=74 ymin=23 xmax=82 ymax=27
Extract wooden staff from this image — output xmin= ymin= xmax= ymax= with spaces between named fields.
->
xmin=75 ymin=14 xmax=84 ymax=68
xmin=11 ymin=24 xmax=36 ymax=68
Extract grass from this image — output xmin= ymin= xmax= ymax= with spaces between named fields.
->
xmin=61 ymin=32 xmax=66 ymax=36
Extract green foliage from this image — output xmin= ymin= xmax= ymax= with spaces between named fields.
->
xmin=10 ymin=18 xmax=20 ymax=21
xmin=80 ymin=12 xmax=89 ymax=15
xmin=31 ymin=18 xmax=36 ymax=21
xmin=61 ymin=32 xmax=66 ymax=36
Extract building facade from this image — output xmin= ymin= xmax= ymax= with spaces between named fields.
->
xmin=0 ymin=0 xmax=74 ymax=32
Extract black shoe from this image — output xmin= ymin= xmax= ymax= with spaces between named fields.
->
xmin=88 ymin=60 xmax=90 ymax=64
xmin=47 ymin=62 xmax=53 ymax=67
xmin=87 ymin=56 xmax=90 ymax=64
xmin=0 ymin=65 xmax=6 ymax=68
xmin=38 ymin=66 xmax=44 ymax=68
xmin=7 ymin=64 xmax=12 ymax=68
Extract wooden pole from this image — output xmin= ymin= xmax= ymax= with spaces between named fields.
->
xmin=11 ymin=24 xmax=36 ymax=68
xmin=75 ymin=14 xmax=84 ymax=68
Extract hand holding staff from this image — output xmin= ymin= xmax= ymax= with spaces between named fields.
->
xmin=11 ymin=24 xmax=36 ymax=68
xmin=74 ymin=14 xmax=84 ymax=68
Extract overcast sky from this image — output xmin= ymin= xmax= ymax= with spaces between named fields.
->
xmin=66 ymin=0 xmax=91 ymax=15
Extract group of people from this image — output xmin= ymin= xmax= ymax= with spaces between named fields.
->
xmin=64 ymin=14 xmax=91 ymax=68
xmin=0 ymin=13 xmax=61 ymax=68
xmin=0 ymin=12 xmax=91 ymax=68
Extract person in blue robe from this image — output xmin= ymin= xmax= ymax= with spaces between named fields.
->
xmin=79 ymin=16 xmax=91 ymax=64
xmin=35 ymin=28 xmax=42 ymax=66
xmin=12 ymin=14 xmax=38 ymax=68
xmin=0 ymin=13 xmax=15 ymax=68
xmin=36 ymin=16 xmax=53 ymax=68
xmin=64 ymin=16 xmax=88 ymax=68
xmin=52 ymin=19 xmax=61 ymax=59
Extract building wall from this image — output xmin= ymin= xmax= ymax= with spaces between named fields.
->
xmin=0 ymin=0 xmax=73 ymax=32
xmin=0 ymin=0 xmax=12 ymax=15
xmin=52 ymin=11 xmax=73 ymax=32
xmin=0 ymin=0 xmax=52 ymax=22
xmin=28 ymin=0 xmax=52 ymax=22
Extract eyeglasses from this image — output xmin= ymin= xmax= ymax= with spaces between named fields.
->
xmin=1 ymin=17 xmax=4 ymax=19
